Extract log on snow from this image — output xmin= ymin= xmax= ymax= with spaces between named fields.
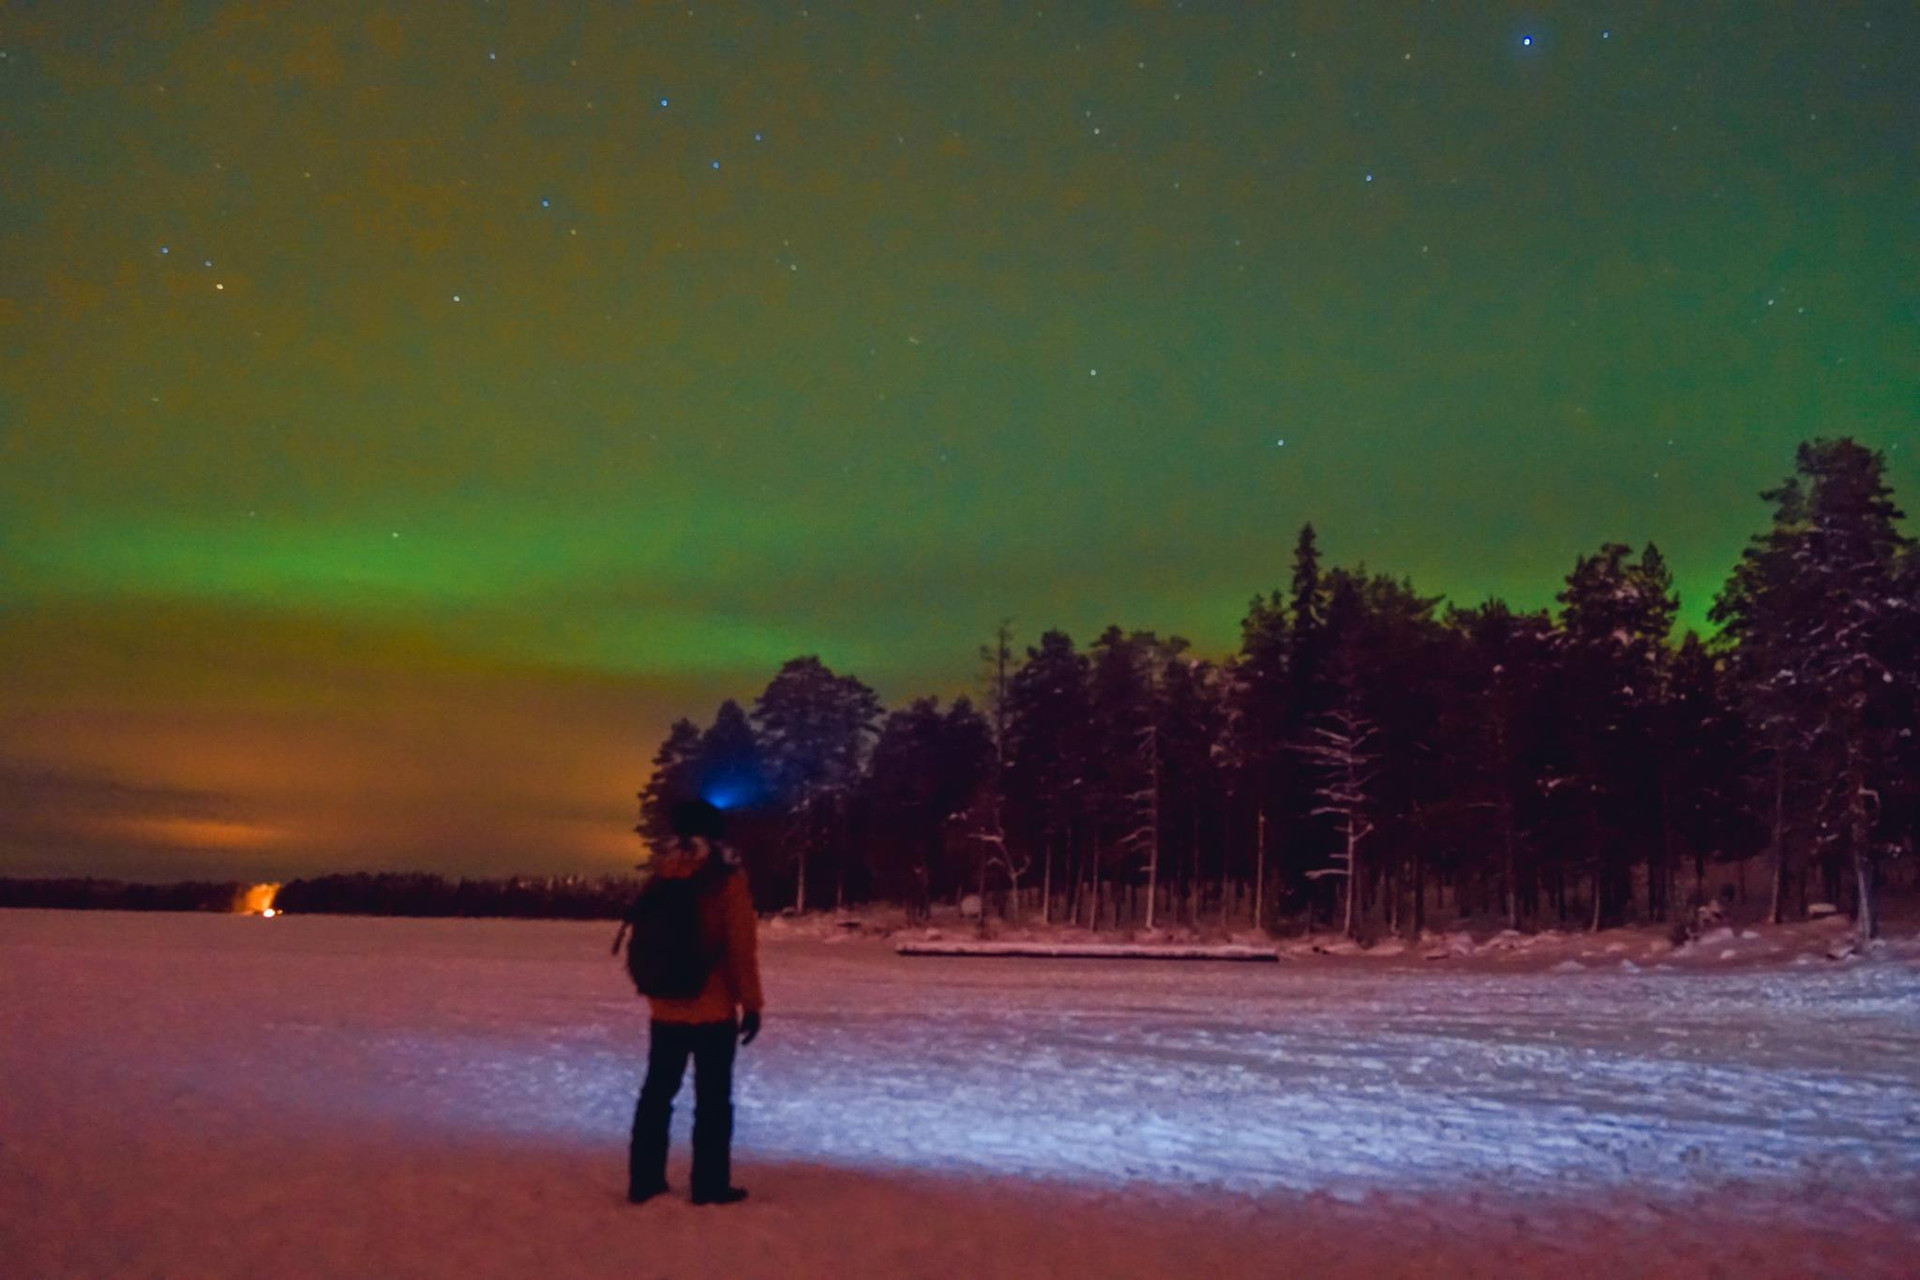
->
xmin=894 ymin=941 xmax=1279 ymax=962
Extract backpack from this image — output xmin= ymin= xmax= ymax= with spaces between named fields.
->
xmin=622 ymin=869 xmax=718 ymax=999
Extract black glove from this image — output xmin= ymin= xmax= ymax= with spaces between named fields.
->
xmin=739 ymin=1010 xmax=761 ymax=1046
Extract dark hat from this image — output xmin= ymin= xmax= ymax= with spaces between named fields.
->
xmin=667 ymin=797 xmax=726 ymax=841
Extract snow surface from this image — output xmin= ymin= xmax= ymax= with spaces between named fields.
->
xmin=4 ymin=909 xmax=1919 ymax=1278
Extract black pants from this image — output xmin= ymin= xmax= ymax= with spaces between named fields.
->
xmin=630 ymin=1018 xmax=737 ymax=1196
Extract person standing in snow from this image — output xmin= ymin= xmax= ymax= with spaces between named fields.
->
xmin=616 ymin=798 xmax=764 ymax=1206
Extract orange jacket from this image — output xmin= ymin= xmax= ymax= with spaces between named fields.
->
xmin=640 ymin=846 xmax=765 ymax=1025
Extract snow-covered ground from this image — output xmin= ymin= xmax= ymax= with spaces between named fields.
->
xmin=4 ymin=909 xmax=1917 ymax=1278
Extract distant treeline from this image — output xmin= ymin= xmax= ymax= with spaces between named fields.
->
xmin=0 ymin=874 xmax=640 ymax=920
xmin=275 ymin=872 xmax=636 ymax=919
xmin=639 ymin=438 xmax=1919 ymax=945
xmin=0 ymin=878 xmax=257 ymax=913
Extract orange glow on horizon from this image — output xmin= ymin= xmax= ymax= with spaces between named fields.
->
xmin=237 ymin=883 xmax=281 ymax=915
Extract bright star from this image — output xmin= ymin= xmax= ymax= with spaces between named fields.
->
xmin=1522 ymin=35 xmax=1533 ymax=46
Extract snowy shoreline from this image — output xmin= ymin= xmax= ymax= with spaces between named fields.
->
xmin=775 ymin=905 xmax=1918 ymax=974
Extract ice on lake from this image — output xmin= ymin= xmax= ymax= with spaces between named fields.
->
xmin=4 ymin=910 xmax=1917 ymax=1278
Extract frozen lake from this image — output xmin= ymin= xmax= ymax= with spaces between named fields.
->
xmin=4 ymin=909 xmax=1918 ymax=1277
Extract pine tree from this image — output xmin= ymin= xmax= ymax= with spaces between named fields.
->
xmin=864 ymin=696 xmax=993 ymax=919
xmin=1554 ymin=542 xmax=1678 ymax=928
xmin=1318 ymin=569 xmax=1448 ymax=935
xmin=1714 ymin=475 xmax=1818 ymax=920
xmin=751 ymin=656 xmax=882 ymax=912
xmin=1005 ymin=631 xmax=1094 ymax=924
xmin=694 ymin=700 xmax=767 ymax=812
xmin=1089 ymin=626 xmax=1159 ymax=927
xmin=972 ymin=622 xmax=1020 ymax=921
xmin=1290 ymin=523 xmax=1325 ymax=642
xmin=637 ymin=719 xmax=702 ymax=852
xmin=1157 ymin=650 xmax=1224 ymax=927
xmin=1439 ymin=600 xmax=1556 ymax=929
xmin=1231 ymin=591 xmax=1290 ymax=929
xmin=1660 ymin=633 xmax=1756 ymax=915
xmin=1714 ymin=439 xmax=1915 ymax=943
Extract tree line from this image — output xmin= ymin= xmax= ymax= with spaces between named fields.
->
xmin=0 ymin=873 xmax=638 ymax=919
xmin=643 ymin=439 xmax=1918 ymax=945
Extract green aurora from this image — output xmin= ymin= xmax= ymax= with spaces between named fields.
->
xmin=2 ymin=2 xmax=1914 ymax=876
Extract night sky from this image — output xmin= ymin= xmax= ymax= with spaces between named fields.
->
xmin=2 ymin=3 xmax=1913 ymax=879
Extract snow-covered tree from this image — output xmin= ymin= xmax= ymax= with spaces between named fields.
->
xmin=1713 ymin=439 xmax=1916 ymax=943
xmin=1295 ymin=706 xmax=1379 ymax=939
